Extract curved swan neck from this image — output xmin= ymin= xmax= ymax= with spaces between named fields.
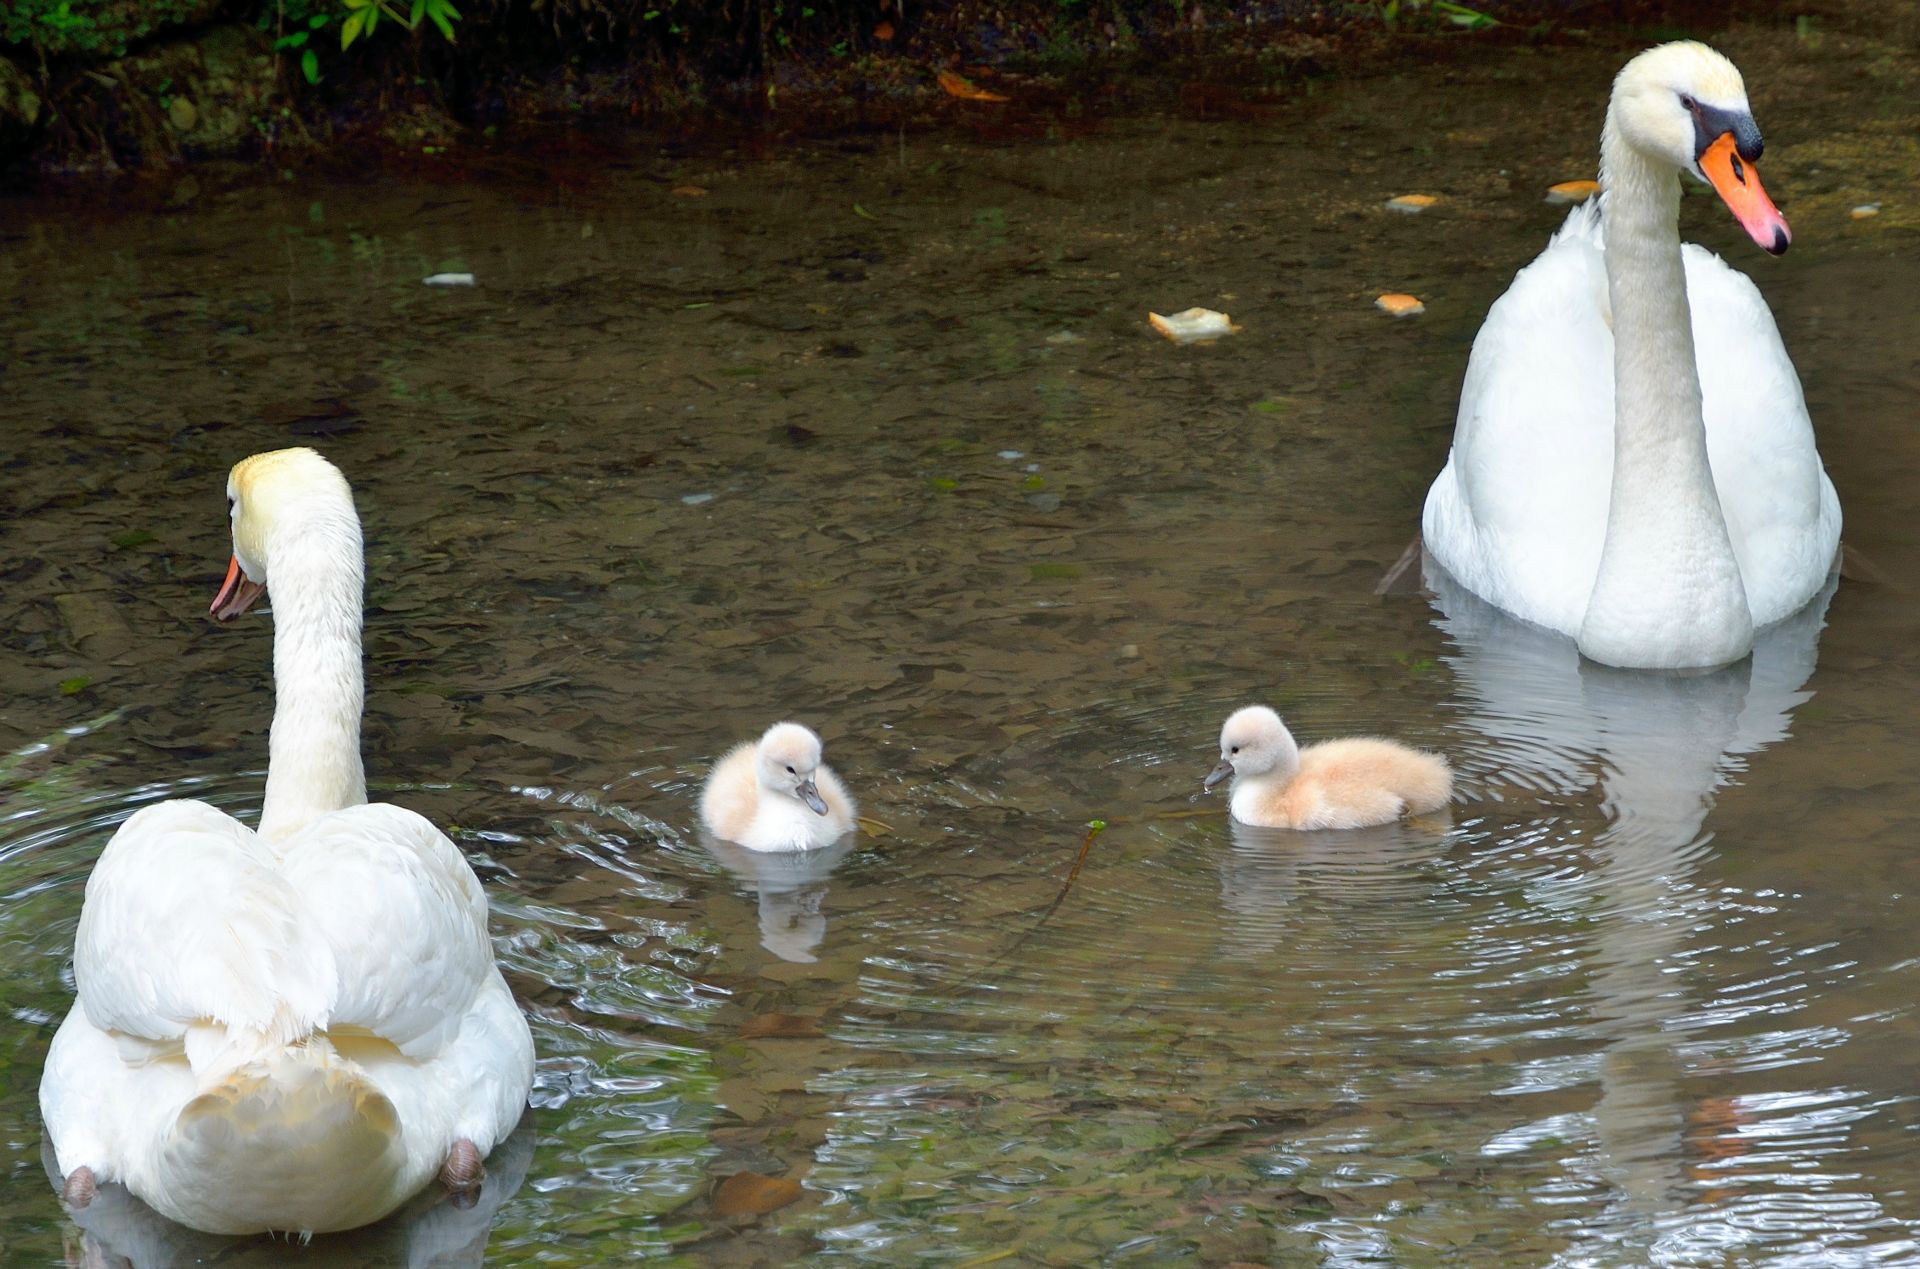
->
xmin=259 ymin=507 xmax=367 ymax=842
xmin=1580 ymin=116 xmax=1751 ymax=669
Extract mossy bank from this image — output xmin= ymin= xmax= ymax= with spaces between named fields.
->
xmin=0 ymin=0 xmax=1797 ymax=181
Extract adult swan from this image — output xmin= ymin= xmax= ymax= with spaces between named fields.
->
xmin=1421 ymin=41 xmax=1840 ymax=670
xmin=40 ymin=448 xmax=534 ymax=1236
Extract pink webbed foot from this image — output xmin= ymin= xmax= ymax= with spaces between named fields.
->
xmin=62 ymin=1166 xmax=97 ymax=1209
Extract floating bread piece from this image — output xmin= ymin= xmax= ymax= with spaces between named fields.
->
xmin=1851 ymin=203 xmax=1881 ymax=219
xmin=1149 ymin=307 xmax=1240 ymax=343
xmin=1545 ymin=180 xmax=1602 ymax=205
xmin=1385 ymin=194 xmax=1439 ymax=214
xmin=1375 ymin=293 xmax=1426 ymax=317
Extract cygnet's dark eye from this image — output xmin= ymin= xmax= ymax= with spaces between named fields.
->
xmin=227 ymin=495 xmax=236 ymax=514
xmin=1229 ymin=745 xmax=1240 ymax=755
xmin=786 ymin=765 xmax=796 ymax=775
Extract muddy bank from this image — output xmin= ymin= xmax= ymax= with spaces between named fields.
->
xmin=0 ymin=0 xmax=1820 ymax=183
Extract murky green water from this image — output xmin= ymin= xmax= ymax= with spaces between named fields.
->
xmin=3 ymin=14 xmax=1919 ymax=1267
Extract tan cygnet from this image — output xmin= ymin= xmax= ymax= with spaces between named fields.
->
xmin=1204 ymin=705 xmax=1451 ymax=830
xmin=700 ymin=722 xmax=856 ymax=851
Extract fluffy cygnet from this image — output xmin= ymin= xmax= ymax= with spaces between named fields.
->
xmin=1203 ymin=705 xmax=1452 ymax=830
xmin=700 ymin=721 xmax=857 ymax=851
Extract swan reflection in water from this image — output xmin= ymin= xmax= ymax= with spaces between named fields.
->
xmin=1428 ymin=555 xmax=1858 ymax=1258
xmin=702 ymin=833 xmax=859 ymax=964
xmin=46 ymin=1112 xmax=533 ymax=1268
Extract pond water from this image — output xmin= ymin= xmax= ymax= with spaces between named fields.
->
xmin=3 ymin=14 xmax=1918 ymax=1267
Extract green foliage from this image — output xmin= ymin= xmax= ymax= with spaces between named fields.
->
xmin=339 ymin=0 xmax=461 ymax=52
xmin=1 ymin=0 xmax=214 ymax=57
xmin=255 ymin=0 xmax=459 ymax=87
xmin=1372 ymin=0 xmax=1497 ymax=30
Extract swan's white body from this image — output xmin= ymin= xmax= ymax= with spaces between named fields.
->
xmin=1422 ymin=42 xmax=1839 ymax=669
xmin=700 ymin=722 xmax=856 ymax=852
xmin=40 ymin=448 xmax=534 ymax=1237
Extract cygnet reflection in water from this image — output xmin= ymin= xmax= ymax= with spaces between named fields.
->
xmin=1214 ymin=817 xmax=1453 ymax=960
xmin=703 ymin=832 xmax=860 ymax=964
xmin=42 ymin=1112 xmax=534 ymax=1269
xmin=1427 ymin=553 xmax=1845 ymax=1252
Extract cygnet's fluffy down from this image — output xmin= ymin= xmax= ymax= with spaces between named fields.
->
xmin=1204 ymin=705 xmax=1451 ymax=830
xmin=700 ymin=722 xmax=856 ymax=851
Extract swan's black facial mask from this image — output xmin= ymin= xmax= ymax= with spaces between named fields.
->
xmin=1688 ymin=98 xmax=1764 ymax=164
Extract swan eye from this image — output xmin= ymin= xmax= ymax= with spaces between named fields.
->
xmin=1678 ymin=92 xmax=1698 ymax=111
xmin=786 ymin=764 xmax=796 ymax=775
xmin=1229 ymin=745 xmax=1240 ymax=755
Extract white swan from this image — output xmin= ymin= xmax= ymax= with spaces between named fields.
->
xmin=1203 ymin=706 xmax=1452 ymax=831
xmin=39 ymin=448 xmax=534 ymax=1237
xmin=699 ymin=722 xmax=856 ymax=852
xmin=1422 ymin=41 xmax=1840 ymax=670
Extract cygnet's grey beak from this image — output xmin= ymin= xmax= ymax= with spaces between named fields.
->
xmin=1203 ymin=759 xmax=1234 ymax=790
xmin=796 ymin=777 xmax=829 ymax=815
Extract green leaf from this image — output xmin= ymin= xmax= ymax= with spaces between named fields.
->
xmin=272 ymin=30 xmax=307 ymax=49
xmin=301 ymin=47 xmax=320 ymax=82
xmin=852 ymin=203 xmax=876 ymax=220
xmin=410 ymin=0 xmax=426 ymax=24
xmin=340 ymin=8 xmax=365 ymax=46
xmin=308 ymin=12 xmax=330 ymax=27
xmin=58 ymin=675 xmax=92 ymax=696
xmin=428 ymin=0 xmax=458 ymax=40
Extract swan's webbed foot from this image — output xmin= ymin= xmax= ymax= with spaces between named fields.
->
xmin=61 ymin=1166 xmax=97 ymax=1209
xmin=440 ymin=1138 xmax=485 ymax=1194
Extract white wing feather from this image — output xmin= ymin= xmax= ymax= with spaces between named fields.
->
xmin=75 ymin=801 xmax=336 ymax=1055
xmin=275 ymin=803 xmax=493 ymax=1060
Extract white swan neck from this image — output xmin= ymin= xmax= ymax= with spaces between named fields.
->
xmin=1579 ymin=118 xmax=1751 ymax=669
xmin=259 ymin=516 xmax=367 ymax=842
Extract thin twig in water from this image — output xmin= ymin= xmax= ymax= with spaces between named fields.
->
xmin=982 ymin=819 xmax=1108 ymax=977
xmin=1034 ymin=818 xmax=1105 ymax=929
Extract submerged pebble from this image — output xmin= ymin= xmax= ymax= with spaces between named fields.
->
xmin=423 ymin=272 xmax=477 ymax=287
xmin=682 ymin=492 xmax=716 ymax=506
xmin=1851 ymin=203 xmax=1881 ymax=219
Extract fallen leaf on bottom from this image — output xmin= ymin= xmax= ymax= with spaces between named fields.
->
xmin=713 ymin=1171 xmax=804 ymax=1218
xmin=938 ymin=69 xmax=1010 ymax=102
xmin=1375 ymin=293 xmax=1426 ymax=317
xmin=739 ymin=1013 xmax=826 ymax=1039
xmin=1544 ymin=179 xmax=1601 ymax=205
xmin=1384 ymin=194 xmax=1438 ymax=214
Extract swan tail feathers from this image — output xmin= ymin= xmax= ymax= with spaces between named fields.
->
xmin=154 ymin=1040 xmax=410 ymax=1235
